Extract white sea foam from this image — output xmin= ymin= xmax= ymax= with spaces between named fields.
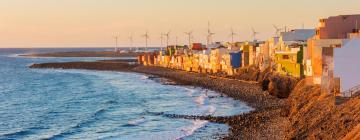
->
xmin=6 ymin=54 xmax=22 ymax=58
xmin=177 ymin=120 xmax=208 ymax=139
xmin=127 ymin=117 xmax=147 ymax=126
xmin=223 ymin=104 xmax=233 ymax=109
xmin=185 ymin=87 xmax=197 ymax=96
xmin=194 ymin=94 xmax=207 ymax=105
xmin=207 ymin=106 xmax=216 ymax=115
xmin=140 ymin=75 xmax=149 ymax=80
xmin=118 ymin=120 xmax=209 ymax=140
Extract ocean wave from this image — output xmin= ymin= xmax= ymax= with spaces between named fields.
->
xmin=194 ymin=94 xmax=208 ymax=105
xmin=117 ymin=119 xmax=209 ymax=140
xmin=0 ymin=126 xmax=47 ymax=139
xmin=140 ymin=75 xmax=149 ymax=80
xmin=0 ymin=129 xmax=32 ymax=139
xmin=45 ymin=108 xmax=108 ymax=139
xmin=185 ymin=87 xmax=197 ymax=96
xmin=104 ymin=100 xmax=118 ymax=105
xmin=177 ymin=120 xmax=208 ymax=140
xmin=6 ymin=54 xmax=25 ymax=58
xmin=207 ymin=106 xmax=216 ymax=115
xmin=126 ymin=117 xmax=147 ymax=126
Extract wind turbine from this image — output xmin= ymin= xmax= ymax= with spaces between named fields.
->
xmin=229 ymin=28 xmax=237 ymax=43
xmin=184 ymin=30 xmax=193 ymax=49
xmin=251 ymin=27 xmax=259 ymax=41
xmin=273 ymin=25 xmax=283 ymax=37
xmin=129 ymin=34 xmax=134 ymax=51
xmin=302 ymin=22 xmax=305 ymax=29
xmin=113 ymin=34 xmax=120 ymax=52
xmin=142 ymin=31 xmax=150 ymax=52
xmin=160 ymin=33 xmax=164 ymax=51
xmin=207 ymin=22 xmax=215 ymax=47
xmin=175 ymin=35 xmax=178 ymax=46
xmin=162 ymin=30 xmax=171 ymax=48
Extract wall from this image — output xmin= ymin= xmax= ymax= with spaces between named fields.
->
xmin=321 ymin=47 xmax=334 ymax=94
xmin=334 ymin=38 xmax=360 ymax=92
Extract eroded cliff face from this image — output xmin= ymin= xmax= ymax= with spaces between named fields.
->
xmin=234 ymin=66 xmax=299 ymax=99
xmin=287 ymin=80 xmax=360 ymax=140
xmin=267 ymin=75 xmax=299 ymax=98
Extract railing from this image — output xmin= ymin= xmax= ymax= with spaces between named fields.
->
xmin=342 ymin=84 xmax=360 ymax=97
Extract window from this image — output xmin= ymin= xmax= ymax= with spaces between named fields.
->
xmin=282 ymin=55 xmax=289 ymax=60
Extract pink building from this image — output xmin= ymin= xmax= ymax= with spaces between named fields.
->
xmin=317 ymin=14 xmax=360 ymax=39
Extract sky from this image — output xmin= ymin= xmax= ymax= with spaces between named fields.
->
xmin=0 ymin=0 xmax=359 ymax=48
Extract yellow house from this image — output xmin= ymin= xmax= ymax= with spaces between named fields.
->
xmin=274 ymin=50 xmax=302 ymax=77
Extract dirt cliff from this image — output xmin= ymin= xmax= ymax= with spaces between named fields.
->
xmin=234 ymin=66 xmax=299 ymax=99
xmin=287 ymin=80 xmax=360 ymax=140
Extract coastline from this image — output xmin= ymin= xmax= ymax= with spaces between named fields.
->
xmin=28 ymin=60 xmax=288 ymax=139
xmin=27 ymin=56 xmax=360 ymax=140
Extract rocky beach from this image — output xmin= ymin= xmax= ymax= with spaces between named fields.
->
xmin=28 ymin=56 xmax=360 ymax=140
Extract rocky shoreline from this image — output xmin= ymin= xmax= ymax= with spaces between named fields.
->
xmin=28 ymin=60 xmax=360 ymax=140
xmin=28 ymin=60 xmax=288 ymax=139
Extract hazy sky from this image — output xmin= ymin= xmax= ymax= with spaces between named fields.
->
xmin=0 ymin=0 xmax=359 ymax=48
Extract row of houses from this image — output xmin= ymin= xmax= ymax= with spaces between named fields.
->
xmin=139 ymin=14 xmax=360 ymax=96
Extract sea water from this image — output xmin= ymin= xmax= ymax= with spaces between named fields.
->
xmin=0 ymin=48 xmax=253 ymax=140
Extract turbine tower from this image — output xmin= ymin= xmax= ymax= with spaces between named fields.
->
xmin=175 ymin=35 xmax=178 ymax=46
xmin=160 ymin=33 xmax=164 ymax=51
xmin=129 ymin=33 xmax=134 ymax=51
xmin=272 ymin=25 xmax=283 ymax=37
xmin=162 ymin=30 xmax=171 ymax=48
xmin=207 ymin=22 xmax=215 ymax=47
xmin=229 ymin=28 xmax=237 ymax=43
xmin=184 ymin=30 xmax=193 ymax=49
xmin=113 ymin=34 xmax=119 ymax=52
xmin=142 ymin=31 xmax=150 ymax=52
xmin=251 ymin=27 xmax=259 ymax=41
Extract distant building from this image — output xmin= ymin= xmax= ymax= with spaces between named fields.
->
xmin=274 ymin=48 xmax=303 ymax=77
xmin=273 ymin=29 xmax=315 ymax=77
xmin=241 ymin=41 xmax=258 ymax=67
xmin=191 ymin=43 xmax=205 ymax=51
xmin=280 ymin=29 xmax=316 ymax=43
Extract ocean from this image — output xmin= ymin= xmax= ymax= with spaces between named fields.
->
xmin=0 ymin=48 xmax=253 ymax=140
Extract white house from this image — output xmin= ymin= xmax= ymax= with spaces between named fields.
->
xmin=334 ymin=37 xmax=360 ymax=92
